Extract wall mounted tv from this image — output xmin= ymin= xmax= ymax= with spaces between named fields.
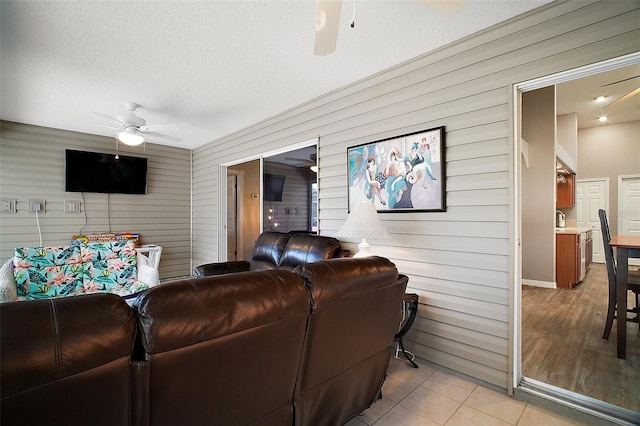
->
xmin=65 ymin=149 xmax=148 ymax=194
xmin=264 ymin=173 xmax=285 ymax=202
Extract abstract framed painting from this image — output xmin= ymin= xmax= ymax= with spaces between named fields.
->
xmin=347 ymin=126 xmax=445 ymax=212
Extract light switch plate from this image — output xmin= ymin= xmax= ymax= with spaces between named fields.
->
xmin=65 ymin=200 xmax=81 ymax=214
xmin=0 ymin=198 xmax=17 ymax=214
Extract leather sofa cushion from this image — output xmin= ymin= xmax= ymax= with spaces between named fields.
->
xmin=193 ymin=260 xmax=250 ymax=277
xmin=278 ymin=234 xmax=342 ymax=271
xmin=134 ymin=270 xmax=310 ymax=355
xmin=132 ymin=270 xmax=311 ymax=426
xmin=249 ymin=231 xmax=292 ymax=271
xmin=1 ymin=294 xmax=136 ymax=426
xmin=293 ymin=256 xmax=408 ymax=426
xmin=294 ymin=256 xmax=400 ymax=304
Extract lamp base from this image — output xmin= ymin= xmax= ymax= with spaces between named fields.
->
xmin=353 ymin=238 xmax=373 ymax=258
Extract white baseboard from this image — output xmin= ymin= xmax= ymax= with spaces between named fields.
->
xmin=522 ymin=279 xmax=556 ymax=289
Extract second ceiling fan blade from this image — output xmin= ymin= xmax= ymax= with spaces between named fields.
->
xmin=314 ymin=0 xmax=342 ymax=56
xmin=142 ymin=131 xmax=182 ymax=143
xmin=603 ymin=87 xmax=640 ymax=110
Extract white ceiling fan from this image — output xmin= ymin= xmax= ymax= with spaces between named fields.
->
xmin=313 ymin=0 xmax=465 ymax=56
xmin=602 ymin=75 xmax=640 ymax=110
xmin=285 ymin=152 xmax=317 ymax=168
xmin=96 ymin=101 xmax=182 ymax=146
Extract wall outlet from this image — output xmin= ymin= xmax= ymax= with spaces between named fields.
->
xmin=0 ymin=198 xmax=17 ymax=214
xmin=29 ymin=199 xmax=46 ymax=213
xmin=65 ymin=200 xmax=81 ymax=214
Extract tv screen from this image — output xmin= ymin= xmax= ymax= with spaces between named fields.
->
xmin=65 ymin=149 xmax=148 ymax=194
xmin=264 ymin=173 xmax=285 ymax=202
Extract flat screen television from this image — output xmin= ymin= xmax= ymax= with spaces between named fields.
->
xmin=264 ymin=173 xmax=285 ymax=202
xmin=65 ymin=149 xmax=148 ymax=194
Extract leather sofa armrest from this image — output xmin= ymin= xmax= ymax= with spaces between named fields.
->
xmin=193 ymin=261 xmax=251 ymax=277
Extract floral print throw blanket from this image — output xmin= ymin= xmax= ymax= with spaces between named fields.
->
xmin=12 ymin=241 xmax=148 ymax=300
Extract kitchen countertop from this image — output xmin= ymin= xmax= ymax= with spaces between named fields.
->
xmin=555 ymin=226 xmax=593 ymax=235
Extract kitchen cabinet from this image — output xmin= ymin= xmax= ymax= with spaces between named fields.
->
xmin=557 ymin=172 xmax=575 ymax=208
xmin=556 ymin=229 xmax=592 ymax=288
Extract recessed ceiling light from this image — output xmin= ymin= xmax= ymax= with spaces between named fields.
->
xmin=598 ymin=116 xmax=608 ymax=122
xmin=596 ymin=96 xmax=606 ymax=103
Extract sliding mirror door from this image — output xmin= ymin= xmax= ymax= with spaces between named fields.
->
xmin=263 ymin=145 xmax=317 ymax=234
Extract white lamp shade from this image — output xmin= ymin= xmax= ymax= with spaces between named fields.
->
xmin=335 ymin=201 xmax=390 ymax=257
xmin=118 ymin=128 xmax=144 ymax=146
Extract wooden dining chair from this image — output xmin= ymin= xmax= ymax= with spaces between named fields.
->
xmin=598 ymin=209 xmax=640 ymax=339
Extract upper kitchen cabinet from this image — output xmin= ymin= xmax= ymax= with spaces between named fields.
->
xmin=556 ymin=113 xmax=578 ymax=173
xmin=557 ymin=170 xmax=575 ymax=208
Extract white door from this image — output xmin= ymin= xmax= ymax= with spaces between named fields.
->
xmin=227 ymin=174 xmax=238 ymax=261
xmin=619 ymin=174 xmax=640 ymax=266
xmin=576 ymin=178 xmax=608 ymax=263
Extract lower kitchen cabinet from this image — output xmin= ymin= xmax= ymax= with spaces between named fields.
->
xmin=556 ymin=230 xmax=592 ymax=289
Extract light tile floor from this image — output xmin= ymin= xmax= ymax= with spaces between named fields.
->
xmin=346 ymin=356 xmax=586 ymax=426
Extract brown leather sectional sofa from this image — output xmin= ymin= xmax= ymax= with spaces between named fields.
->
xmin=1 ymin=256 xmax=408 ymax=426
xmin=193 ymin=231 xmax=348 ymax=277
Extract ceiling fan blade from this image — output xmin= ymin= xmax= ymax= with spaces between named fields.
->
xmin=95 ymin=112 xmax=122 ymax=125
xmin=603 ymin=87 xmax=640 ymax=109
xmin=314 ymin=0 xmax=342 ymax=56
xmin=601 ymin=75 xmax=640 ymax=87
xmin=142 ymin=131 xmax=182 ymax=143
xmin=140 ymin=124 xmax=181 ymax=133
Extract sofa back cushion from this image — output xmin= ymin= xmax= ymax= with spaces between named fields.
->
xmin=249 ymin=231 xmax=291 ymax=271
xmin=278 ymin=233 xmax=342 ymax=271
xmin=133 ymin=270 xmax=310 ymax=426
xmin=1 ymin=293 xmax=136 ymax=426
xmin=293 ymin=257 xmax=408 ymax=426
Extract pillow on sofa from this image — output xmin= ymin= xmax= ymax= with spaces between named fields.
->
xmin=82 ymin=241 xmax=137 ymax=294
xmin=0 ymin=258 xmax=17 ymax=303
xmin=13 ymin=246 xmax=84 ymax=300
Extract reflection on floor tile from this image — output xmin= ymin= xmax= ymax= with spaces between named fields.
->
xmin=352 ymin=356 xmax=590 ymax=425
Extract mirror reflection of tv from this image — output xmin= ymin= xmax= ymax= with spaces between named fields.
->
xmin=65 ymin=149 xmax=148 ymax=194
xmin=264 ymin=173 xmax=285 ymax=202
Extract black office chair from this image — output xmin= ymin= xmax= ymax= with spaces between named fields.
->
xmin=598 ymin=209 xmax=640 ymax=339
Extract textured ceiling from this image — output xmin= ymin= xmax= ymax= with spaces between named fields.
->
xmin=2 ymin=0 xmax=558 ymax=149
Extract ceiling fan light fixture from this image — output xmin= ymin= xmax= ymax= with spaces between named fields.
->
xmin=310 ymin=165 xmax=318 ymax=173
xmin=595 ymin=96 xmax=606 ymax=103
xmin=118 ymin=128 xmax=144 ymax=146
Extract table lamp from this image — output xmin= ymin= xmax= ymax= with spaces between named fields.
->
xmin=335 ymin=200 xmax=391 ymax=257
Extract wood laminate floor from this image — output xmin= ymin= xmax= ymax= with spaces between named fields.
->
xmin=522 ymin=263 xmax=640 ymax=412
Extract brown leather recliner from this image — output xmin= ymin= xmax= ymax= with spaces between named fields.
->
xmin=194 ymin=231 xmax=344 ymax=277
xmin=0 ymin=293 xmax=137 ymax=426
xmin=132 ymin=270 xmax=311 ymax=426
xmin=293 ymin=257 xmax=408 ymax=426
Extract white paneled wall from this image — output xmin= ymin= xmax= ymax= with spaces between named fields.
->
xmin=0 ymin=121 xmax=192 ymax=279
xmin=193 ymin=1 xmax=640 ymax=389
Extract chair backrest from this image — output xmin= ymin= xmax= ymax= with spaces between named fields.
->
xmin=598 ymin=209 xmax=617 ymax=284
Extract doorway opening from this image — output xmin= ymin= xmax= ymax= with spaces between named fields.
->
xmin=219 ymin=138 xmax=318 ymax=262
xmin=514 ymin=52 xmax=640 ymax=423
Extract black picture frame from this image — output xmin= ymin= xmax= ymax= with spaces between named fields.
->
xmin=347 ymin=126 xmax=445 ymax=212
